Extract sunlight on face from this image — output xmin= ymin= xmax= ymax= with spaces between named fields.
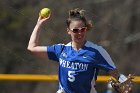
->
xmin=68 ymin=20 xmax=87 ymax=43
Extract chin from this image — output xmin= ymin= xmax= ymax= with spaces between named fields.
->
xmin=75 ymin=39 xmax=85 ymax=43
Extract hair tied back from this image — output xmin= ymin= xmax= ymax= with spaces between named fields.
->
xmin=69 ymin=8 xmax=85 ymax=18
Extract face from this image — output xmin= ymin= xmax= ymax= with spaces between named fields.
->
xmin=67 ymin=20 xmax=87 ymax=43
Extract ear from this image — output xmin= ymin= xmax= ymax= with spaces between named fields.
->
xmin=67 ymin=28 xmax=71 ymax=35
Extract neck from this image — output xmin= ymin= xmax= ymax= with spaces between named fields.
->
xmin=71 ymin=40 xmax=86 ymax=51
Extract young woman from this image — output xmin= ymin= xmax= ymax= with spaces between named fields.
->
xmin=28 ymin=8 xmax=128 ymax=93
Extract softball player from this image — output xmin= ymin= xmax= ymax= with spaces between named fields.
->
xmin=28 ymin=8 xmax=128 ymax=93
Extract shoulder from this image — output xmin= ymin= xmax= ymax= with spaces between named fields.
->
xmin=47 ymin=43 xmax=65 ymax=52
xmin=55 ymin=42 xmax=71 ymax=46
xmin=85 ymin=41 xmax=103 ymax=50
xmin=52 ymin=42 xmax=71 ymax=50
xmin=53 ymin=43 xmax=65 ymax=47
xmin=85 ymin=41 xmax=108 ymax=54
xmin=65 ymin=42 xmax=71 ymax=46
xmin=86 ymin=41 xmax=113 ymax=58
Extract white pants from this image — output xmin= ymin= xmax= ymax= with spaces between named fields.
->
xmin=90 ymin=86 xmax=97 ymax=93
xmin=56 ymin=89 xmax=65 ymax=93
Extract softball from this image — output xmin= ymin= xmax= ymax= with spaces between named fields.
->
xmin=39 ymin=8 xmax=51 ymax=18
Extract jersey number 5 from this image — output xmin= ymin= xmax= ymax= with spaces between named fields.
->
xmin=68 ymin=71 xmax=75 ymax=82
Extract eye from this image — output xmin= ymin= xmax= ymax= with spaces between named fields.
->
xmin=69 ymin=28 xmax=79 ymax=33
xmin=72 ymin=29 xmax=79 ymax=33
xmin=81 ymin=27 xmax=86 ymax=31
xmin=70 ymin=27 xmax=87 ymax=33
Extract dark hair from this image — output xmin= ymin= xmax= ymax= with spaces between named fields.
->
xmin=66 ymin=8 xmax=93 ymax=31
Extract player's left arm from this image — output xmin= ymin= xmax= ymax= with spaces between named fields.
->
xmin=95 ymin=45 xmax=133 ymax=92
xmin=108 ymin=69 xmax=120 ymax=80
xmin=108 ymin=69 xmax=134 ymax=93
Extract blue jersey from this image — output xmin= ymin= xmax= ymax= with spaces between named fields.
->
xmin=47 ymin=41 xmax=116 ymax=93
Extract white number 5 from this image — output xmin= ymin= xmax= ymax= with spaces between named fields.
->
xmin=68 ymin=71 xmax=75 ymax=82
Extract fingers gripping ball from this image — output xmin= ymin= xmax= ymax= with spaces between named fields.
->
xmin=39 ymin=8 xmax=51 ymax=18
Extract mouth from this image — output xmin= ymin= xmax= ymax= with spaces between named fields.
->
xmin=76 ymin=35 xmax=84 ymax=40
xmin=77 ymin=36 xmax=82 ymax=39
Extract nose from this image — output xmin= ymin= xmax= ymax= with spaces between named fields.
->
xmin=77 ymin=31 xmax=82 ymax=34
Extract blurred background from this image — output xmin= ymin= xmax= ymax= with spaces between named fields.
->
xmin=0 ymin=0 xmax=140 ymax=93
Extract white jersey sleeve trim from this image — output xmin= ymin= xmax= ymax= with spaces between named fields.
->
xmin=85 ymin=41 xmax=116 ymax=69
xmin=65 ymin=42 xmax=72 ymax=46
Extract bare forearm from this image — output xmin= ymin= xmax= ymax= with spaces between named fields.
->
xmin=108 ymin=69 xmax=120 ymax=80
xmin=28 ymin=23 xmax=42 ymax=50
xmin=27 ymin=16 xmax=50 ymax=58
